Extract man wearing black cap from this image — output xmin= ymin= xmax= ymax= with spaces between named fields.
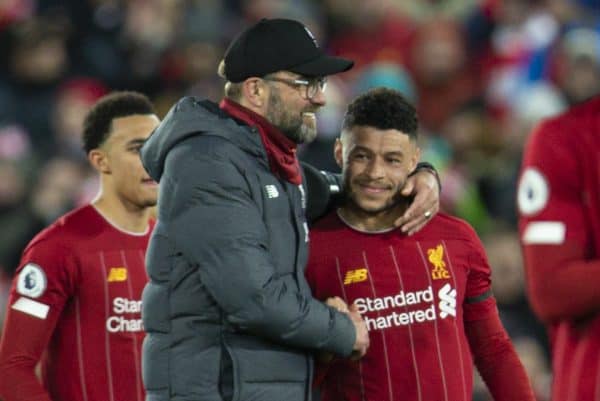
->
xmin=139 ymin=18 xmax=440 ymax=401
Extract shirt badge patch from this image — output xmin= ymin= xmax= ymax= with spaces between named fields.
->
xmin=344 ymin=268 xmax=368 ymax=285
xmin=12 ymin=297 xmax=49 ymax=319
xmin=16 ymin=263 xmax=47 ymax=298
xmin=107 ymin=267 xmax=128 ymax=282
xmin=428 ymin=244 xmax=450 ymax=280
xmin=517 ymin=167 xmax=549 ymax=216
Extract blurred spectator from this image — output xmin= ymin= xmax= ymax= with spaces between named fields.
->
xmin=484 ymin=229 xmax=547 ymax=340
xmin=0 ymin=157 xmax=85 ymax=278
xmin=352 ymin=62 xmax=417 ymax=102
xmin=29 ymin=157 xmax=87 ymax=225
xmin=6 ymin=16 xmax=70 ymax=85
xmin=0 ymin=158 xmax=29 ymax=274
xmin=409 ymin=18 xmax=480 ymax=132
xmin=394 ymin=0 xmax=480 ymax=22
xmin=1 ymin=15 xmax=71 ymax=155
xmin=552 ymin=27 xmax=600 ymax=104
xmin=435 ymin=100 xmax=491 ymax=230
xmin=0 ymin=125 xmax=35 ymax=277
xmin=0 ymin=0 xmax=35 ymax=29
xmin=326 ymin=0 xmax=415 ymax=72
xmin=51 ymin=77 xmax=108 ymax=160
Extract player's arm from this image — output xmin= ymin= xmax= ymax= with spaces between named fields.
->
xmin=522 ymin=242 xmax=600 ymax=323
xmin=168 ymin=138 xmax=357 ymax=357
xmin=465 ymin=313 xmax=535 ymax=401
xmin=517 ymin=120 xmax=600 ymax=323
xmin=463 ymin=227 xmax=535 ymax=401
xmin=0 ymin=242 xmax=73 ymax=401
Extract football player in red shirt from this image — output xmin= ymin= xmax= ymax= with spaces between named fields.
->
xmin=0 ymin=92 xmax=159 ymax=401
xmin=306 ymin=87 xmax=534 ymax=401
xmin=517 ymin=95 xmax=600 ymax=401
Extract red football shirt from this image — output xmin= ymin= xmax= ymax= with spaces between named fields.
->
xmin=517 ymin=96 xmax=600 ymax=401
xmin=0 ymin=205 xmax=153 ymax=401
xmin=306 ymin=211 xmax=496 ymax=401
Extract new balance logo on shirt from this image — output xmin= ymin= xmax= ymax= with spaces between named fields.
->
xmin=344 ymin=268 xmax=368 ymax=284
xmin=107 ymin=267 xmax=128 ymax=282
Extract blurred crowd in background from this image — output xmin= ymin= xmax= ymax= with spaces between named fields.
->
xmin=1 ymin=0 xmax=599 ymax=399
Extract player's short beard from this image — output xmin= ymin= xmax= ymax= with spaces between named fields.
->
xmin=266 ymin=86 xmax=318 ymax=144
xmin=343 ymin=173 xmax=408 ymax=216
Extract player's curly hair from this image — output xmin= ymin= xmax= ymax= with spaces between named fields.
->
xmin=341 ymin=87 xmax=418 ymax=139
xmin=82 ymin=91 xmax=156 ymax=153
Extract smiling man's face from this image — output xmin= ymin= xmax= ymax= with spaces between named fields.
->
xmin=335 ymin=125 xmax=419 ymax=217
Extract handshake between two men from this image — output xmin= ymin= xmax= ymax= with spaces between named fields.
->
xmin=326 ymin=297 xmax=370 ymax=360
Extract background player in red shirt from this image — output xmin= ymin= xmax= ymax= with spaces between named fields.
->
xmin=517 ymin=95 xmax=600 ymax=401
xmin=0 ymin=91 xmax=159 ymax=401
xmin=306 ymin=87 xmax=534 ymax=401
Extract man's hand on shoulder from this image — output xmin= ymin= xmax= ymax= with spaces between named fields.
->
xmin=395 ymin=165 xmax=440 ymax=235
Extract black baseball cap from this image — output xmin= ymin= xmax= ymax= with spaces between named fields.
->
xmin=223 ymin=18 xmax=354 ymax=83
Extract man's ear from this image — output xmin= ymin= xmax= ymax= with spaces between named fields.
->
xmin=241 ymin=77 xmax=267 ymax=109
xmin=88 ymin=149 xmax=110 ymax=174
xmin=334 ymin=138 xmax=343 ymax=168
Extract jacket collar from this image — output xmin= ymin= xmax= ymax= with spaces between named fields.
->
xmin=220 ymin=98 xmax=302 ymax=185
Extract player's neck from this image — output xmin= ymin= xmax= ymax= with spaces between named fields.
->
xmin=337 ymin=201 xmax=408 ymax=233
xmin=92 ymin=192 xmax=152 ymax=234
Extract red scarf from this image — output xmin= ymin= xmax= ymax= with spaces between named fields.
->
xmin=220 ymin=98 xmax=302 ymax=185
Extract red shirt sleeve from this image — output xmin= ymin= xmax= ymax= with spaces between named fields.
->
xmin=463 ymin=223 xmax=496 ymax=323
xmin=0 ymin=237 xmax=77 ymax=401
xmin=517 ymin=119 xmax=600 ymax=323
xmin=466 ymin=313 xmax=536 ymax=401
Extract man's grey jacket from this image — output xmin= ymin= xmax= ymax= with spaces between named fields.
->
xmin=140 ymin=97 xmax=356 ymax=401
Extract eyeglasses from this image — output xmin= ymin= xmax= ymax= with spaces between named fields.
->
xmin=263 ymin=76 xmax=328 ymax=100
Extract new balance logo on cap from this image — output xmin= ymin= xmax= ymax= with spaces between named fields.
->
xmin=265 ymin=185 xmax=279 ymax=199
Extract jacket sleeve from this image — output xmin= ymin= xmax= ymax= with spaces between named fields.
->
xmin=301 ymin=162 xmax=342 ymax=224
xmin=165 ymin=138 xmax=355 ymax=356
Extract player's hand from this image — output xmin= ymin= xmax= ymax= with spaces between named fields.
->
xmin=349 ymin=304 xmax=369 ymax=360
xmin=326 ymin=296 xmax=349 ymax=313
xmin=394 ymin=169 xmax=439 ymax=235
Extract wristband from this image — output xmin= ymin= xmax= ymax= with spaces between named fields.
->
xmin=410 ymin=161 xmax=441 ymax=191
